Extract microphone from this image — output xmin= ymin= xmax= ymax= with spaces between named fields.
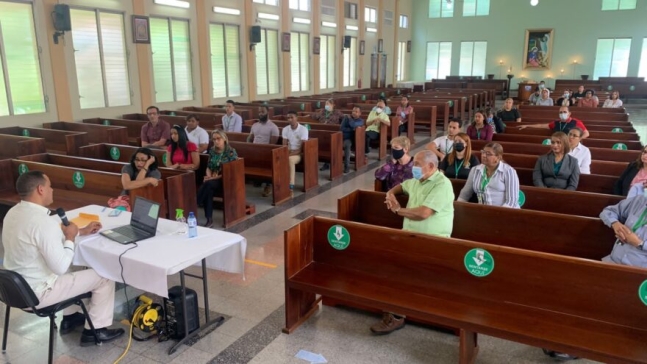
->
xmin=56 ymin=208 xmax=70 ymax=226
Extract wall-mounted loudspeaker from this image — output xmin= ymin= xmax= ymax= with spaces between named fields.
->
xmin=250 ymin=26 xmax=261 ymax=44
xmin=53 ymin=4 xmax=71 ymax=32
xmin=343 ymin=35 xmax=351 ymax=49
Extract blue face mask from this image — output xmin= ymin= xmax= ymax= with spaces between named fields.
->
xmin=324 ymin=105 xmax=332 ymax=112
xmin=412 ymin=166 xmax=423 ymax=180
xmin=487 ymin=117 xmax=493 ymax=123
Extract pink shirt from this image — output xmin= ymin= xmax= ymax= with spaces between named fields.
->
xmin=167 ymin=142 xmax=197 ymax=164
xmin=630 ymin=168 xmax=647 ymax=188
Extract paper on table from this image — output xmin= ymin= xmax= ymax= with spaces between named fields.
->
xmin=70 ymin=213 xmax=100 ymax=228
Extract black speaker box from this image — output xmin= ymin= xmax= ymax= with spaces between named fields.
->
xmin=343 ymin=35 xmax=351 ymax=49
xmin=164 ymin=286 xmax=200 ymax=340
xmin=250 ymin=25 xmax=261 ymax=44
xmin=53 ymin=4 xmax=71 ymax=32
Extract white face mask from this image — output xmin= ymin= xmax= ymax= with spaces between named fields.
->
xmin=375 ymin=108 xmax=383 ymax=114
xmin=563 ymin=93 xmax=569 ymax=98
xmin=559 ymin=112 xmax=569 ymax=121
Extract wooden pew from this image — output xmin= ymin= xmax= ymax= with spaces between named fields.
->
xmin=43 ymin=121 xmax=128 ymax=146
xmin=516 ymin=121 xmax=635 ymax=132
xmin=505 ymin=126 xmax=640 ymax=141
xmin=471 ymin=139 xmax=638 ymax=163
xmin=469 ymin=151 xmax=626 ymax=176
xmin=285 ymin=214 xmax=646 ymax=364
xmin=0 ymin=159 xmax=160 ymax=213
xmin=0 ymin=126 xmax=87 ymax=155
xmin=181 ymin=106 xmax=252 ymax=121
xmin=519 ymin=104 xmax=626 ymax=114
xmin=73 ymin=146 xmax=198 ymax=219
xmin=493 ymin=134 xmax=643 ymax=150
xmin=16 ymin=153 xmax=172 ymax=218
xmin=518 ymin=109 xmax=630 ymax=122
xmin=122 ymin=113 xmax=188 ymax=127
xmin=229 ymin=141 xmax=291 ymax=205
xmin=515 ymin=167 xmax=616 ymax=194
xmin=349 ymin=102 xmax=442 ymax=137
xmin=225 ymin=132 xmax=319 ymax=192
xmin=0 ymin=134 xmax=47 ymax=158
xmin=83 ymin=117 xmax=146 ymax=146
xmin=159 ymin=110 xmax=221 ymax=130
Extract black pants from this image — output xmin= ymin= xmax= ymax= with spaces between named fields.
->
xmin=197 ymin=179 xmax=222 ymax=219
xmin=343 ymin=139 xmax=353 ymax=167
xmin=398 ymin=122 xmax=407 ymax=135
xmin=365 ymin=131 xmax=379 ymax=153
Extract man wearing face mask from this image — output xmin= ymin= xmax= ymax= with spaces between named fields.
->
xmin=518 ymin=106 xmax=589 ymax=139
xmin=370 ymin=150 xmax=454 ymax=335
xmin=365 ymin=100 xmax=391 ymax=155
xmin=249 ymin=105 xmax=280 ymax=197
xmin=528 ymin=89 xmax=541 ymax=105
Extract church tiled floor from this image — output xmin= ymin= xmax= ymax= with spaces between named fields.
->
xmin=2 ymin=105 xmax=646 ymax=363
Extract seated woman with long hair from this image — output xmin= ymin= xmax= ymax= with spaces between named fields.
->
xmin=165 ymin=125 xmax=200 ymax=170
xmin=533 ymin=131 xmax=580 ymax=190
xmin=438 ymin=132 xmax=480 ymax=179
xmin=120 ymin=147 xmax=161 ymax=196
xmin=196 ymin=130 xmax=238 ymax=228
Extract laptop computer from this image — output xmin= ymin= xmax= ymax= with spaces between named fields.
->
xmin=101 ymin=197 xmax=161 ymax=244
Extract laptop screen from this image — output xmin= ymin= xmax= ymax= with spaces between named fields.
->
xmin=130 ymin=197 xmax=161 ymax=233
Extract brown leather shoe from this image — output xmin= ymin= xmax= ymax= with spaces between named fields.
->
xmin=370 ymin=312 xmax=405 ymax=335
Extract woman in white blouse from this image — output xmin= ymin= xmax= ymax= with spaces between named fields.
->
xmin=458 ymin=142 xmax=520 ymax=208
xmin=602 ymin=91 xmax=623 ymax=108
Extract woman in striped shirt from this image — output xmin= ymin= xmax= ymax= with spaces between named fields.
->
xmin=457 ymin=142 xmax=520 ymax=208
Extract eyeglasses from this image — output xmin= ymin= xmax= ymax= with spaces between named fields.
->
xmin=481 ymin=150 xmax=495 ymax=157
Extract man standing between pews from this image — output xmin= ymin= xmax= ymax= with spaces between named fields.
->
xmin=282 ymin=111 xmax=309 ymax=192
xmin=2 ymin=171 xmax=125 ymax=346
xmin=248 ymin=105 xmax=280 ymax=197
xmin=141 ymin=106 xmax=171 ymax=148
xmin=371 ymin=150 xmax=454 ymax=334
xmin=427 ymin=118 xmax=461 ymax=161
xmin=340 ymin=106 xmax=364 ymax=173
xmin=222 ymin=100 xmax=243 ymax=133
xmin=184 ymin=114 xmax=209 ymax=153
xmin=518 ymin=106 xmax=590 ymax=139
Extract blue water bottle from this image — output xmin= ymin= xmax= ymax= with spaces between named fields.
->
xmin=187 ymin=212 xmax=198 ymax=238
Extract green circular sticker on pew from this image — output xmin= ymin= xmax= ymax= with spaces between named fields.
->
xmin=300 ymin=103 xmax=305 ymax=111
xmin=448 ymin=101 xmax=454 ymax=107
xmin=639 ymin=280 xmax=647 ymax=305
xmin=612 ymin=128 xmax=623 ymax=133
xmin=542 ymin=139 xmax=552 ymax=146
xmin=630 ymin=85 xmax=636 ymax=91
xmin=464 ymin=248 xmax=494 ymax=277
xmin=103 ymin=120 xmax=111 ymax=126
xmin=396 ymin=89 xmax=401 ymax=95
xmin=380 ymin=92 xmax=385 ymax=98
xmin=72 ymin=171 xmax=85 ymax=189
xmin=162 ymin=153 xmax=167 ymax=165
xmin=361 ymin=95 xmax=366 ymax=101
xmin=170 ymin=112 xmax=176 ymax=116
xmin=18 ymin=164 xmax=28 ymax=176
xmin=22 ymin=129 xmax=30 ymax=137
xmin=613 ymin=143 xmax=628 ymax=150
xmin=316 ymin=101 xmax=321 ymax=109
xmin=607 ymin=85 xmax=613 ymax=91
xmin=327 ymin=225 xmax=350 ymax=250
xmin=304 ymin=124 xmax=311 ymax=130
xmin=110 ymin=147 xmax=121 ymax=160
xmin=518 ymin=190 xmax=525 ymax=207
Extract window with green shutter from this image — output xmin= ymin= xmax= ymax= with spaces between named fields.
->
xmin=0 ymin=1 xmax=46 ymax=116
xmin=290 ymin=32 xmax=309 ymax=92
xmin=319 ymin=35 xmax=336 ymax=90
xmin=150 ymin=17 xmax=194 ymax=103
xmin=210 ymin=23 xmax=242 ymax=98
xmin=255 ymin=29 xmax=280 ymax=96
xmin=343 ymin=37 xmax=357 ymax=87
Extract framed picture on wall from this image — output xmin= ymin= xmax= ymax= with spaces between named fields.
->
xmin=377 ymin=39 xmax=384 ymax=53
xmin=282 ymin=32 xmax=291 ymax=52
xmin=132 ymin=15 xmax=150 ymax=44
xmin=523 ymin=28 xmax=554 ymax=69
xmin=407 ymin=40 xmax=411 ymax=53
xmin=313 ymin=36 xmax=321 ymax=55
xmin=359 ymin=40 xmax=365 ymax=55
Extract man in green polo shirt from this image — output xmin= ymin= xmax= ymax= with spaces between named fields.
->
xmin=370 ymin=150 xmax=454 ymax=335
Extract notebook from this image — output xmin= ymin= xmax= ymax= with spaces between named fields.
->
xmin=100 ymin=197 xmax=161 ymax=244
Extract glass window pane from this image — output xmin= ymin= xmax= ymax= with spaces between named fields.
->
xmin=472 ymin=42 xmax=487 ymax=77
xmin=300 ymin=33 xmax=309 ymax=91
xmin=225 ymin=25 xmax=242 ymax=97
xmin=459 ymin=42 xmax=473 ymax=76
xmin=438 ymin=42 xmax=452 ymax=79
xmin=150 ymin=18 xmax=174 ymax=102
xmin=255 ymin=30 xmax=268 ymax=95
xmin=463 ymin=0 xmax=476 ymax=16
xmin=266 ymin=29 xmax=279 ymax=94
xmin=210 ymin=24 xmax=226 ymax=98
xmin=601 ymin=0 xmax=618 ymax=10
xmin=70 ymin=9 xmax=105 ymax=109
xmin=426 ymin=42 xmax=439 ymax=80
xmin=320 ymin=35 xmax=328 ymax=89
xmin=593 ymin=39 xmax=614 ymax=79
xmin=0 ymin=1 xmax=46 ymax=114
xmin=476 ymin=0 xmax=490 ymax=16
xmin=619 ymin=0 xmax=636 ymax=10
xmin=100 ymin=12 xmax=130 ymax=107
xmin=171 ymin=20 xmax=193 ymax=101
xmin=428 ymin=0 xmax=440 ymax=18
xmin=290 ymin=32 xmax=301 ymax=92
xmin=638 ymin=38 xmax=647 ymax=79
xmin=610 ymin=38 xmax=631 ymax=77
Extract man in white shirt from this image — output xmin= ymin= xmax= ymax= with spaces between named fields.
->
xmin=427 ymin=118 xmax=461 ymax=161
xmin=2 ymin=171 xmax=124 ymax=346
xmin=282 ymin=111 xmax=309 ymax=191
xmin=184 ymin=114 xmax=209 ymax=153
xmin=222 ymin=99 xmax=243 ymax=133
xmin=567 ymin=127 xmax=591 ymax=174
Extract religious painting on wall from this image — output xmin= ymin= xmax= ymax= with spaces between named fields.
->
xmin=523 ymin=29 xmax=554 ymax=69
